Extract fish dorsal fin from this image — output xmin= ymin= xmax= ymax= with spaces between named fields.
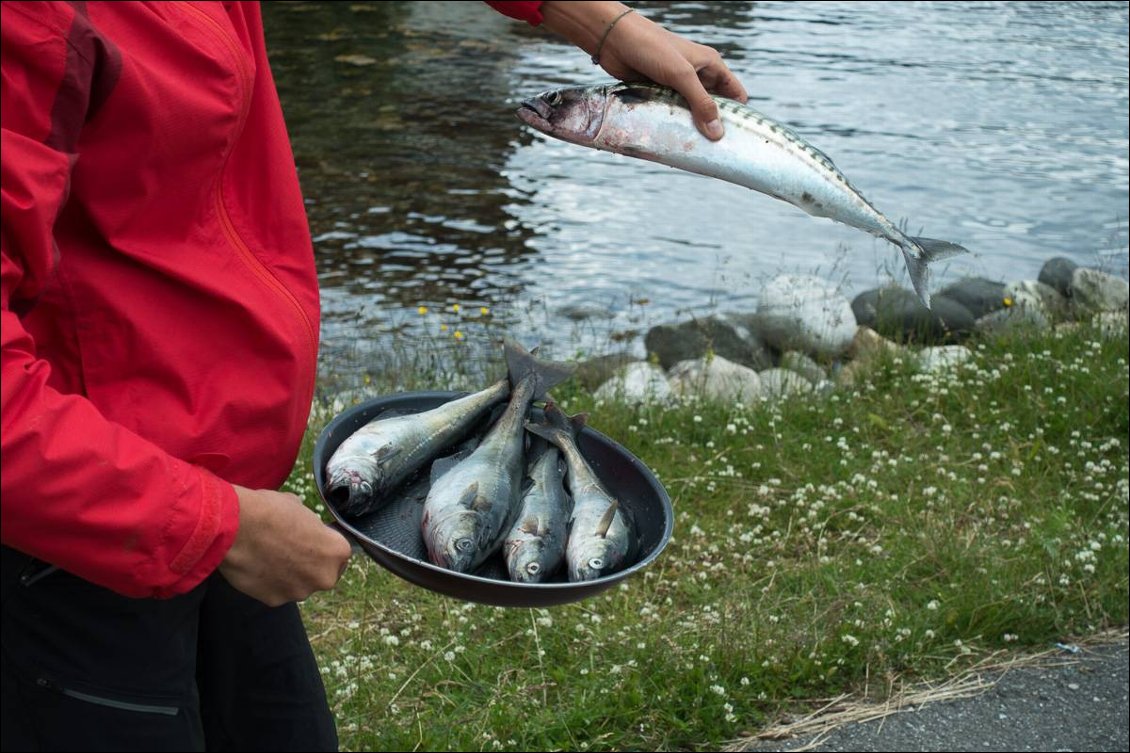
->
xmin=596 ymin=499 xmax=620 ymax=538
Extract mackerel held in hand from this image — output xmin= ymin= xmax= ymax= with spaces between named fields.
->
xmin=517 ymin=82 xmax=968 ymax=307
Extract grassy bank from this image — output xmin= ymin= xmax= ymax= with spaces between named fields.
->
xmin=286 ymin=319 xmax=1128 ymax=752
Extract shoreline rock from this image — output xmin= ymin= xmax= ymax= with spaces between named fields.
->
xmin=582 ymin=258 xmax=1128 ymax=404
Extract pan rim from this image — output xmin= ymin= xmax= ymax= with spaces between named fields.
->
xmin=313 ymin=390 xmax=674 ymax=603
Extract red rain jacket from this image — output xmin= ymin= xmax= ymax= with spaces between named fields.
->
xmin=1 ymin=2 xmax=319 ymax=598
xmin=484 ymin=1 xmax=544 ymax=26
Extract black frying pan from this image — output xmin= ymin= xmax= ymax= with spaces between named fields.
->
xmin=313 ymin=391 xmax=673 ymax=607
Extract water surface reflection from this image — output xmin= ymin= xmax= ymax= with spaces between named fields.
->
xmin=262 ymin=1 xmax=1129 ymax=386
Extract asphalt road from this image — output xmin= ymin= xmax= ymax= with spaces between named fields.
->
xmin=731 ymin=634 xmax=1129 ymax=753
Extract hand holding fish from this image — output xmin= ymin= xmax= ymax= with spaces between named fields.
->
xmin=219 ymin=486 xmax=353 ymax=607
xmin=540 ymin=1 xmax=748 ymax=140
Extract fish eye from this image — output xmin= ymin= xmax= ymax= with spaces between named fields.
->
xmin=588 ymin=557 xmax=604 ymax=571
xmin=456 ymin=538 xmax=474 ymax=552
xmin=526 ymin=562 xmax=541 ymax=575
xmin=546 ymin=91 xmax=562 ymax=106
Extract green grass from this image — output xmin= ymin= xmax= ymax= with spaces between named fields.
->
xmin=285 ymin=318 xmax=1128 ymax=751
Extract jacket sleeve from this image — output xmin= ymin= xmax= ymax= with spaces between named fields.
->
xmin=484 ymin=1 xmax=544 ymax=26
xmin=0 ymin=3 xmax=240 ymax=598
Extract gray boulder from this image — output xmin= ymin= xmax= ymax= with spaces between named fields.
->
xmin=779 ymin=351 xmax=827 ymax=385
xmin=751 ymin=275 xmax=856 ymax=359
xmin=851 ymin=286 xmax=975 ymax=344
xmin=1039 ymin=257 xmax=1079 ymax=297
xmin=758 ymin=368 xmax=813 ymax=400
xmin=918 ymin=345 xmax=973 ymax=373
xmin=644 ymin=314 xmax=774 ymax=371
xmin=593 ymin=362 xmax=671 ymax=403
xmin=1006 ymin=280 xmax=1071 ymax=323
xmin=668 ymin=355 xmax=762 ymax=403
xmin=1070 ymin=268 xmax=1129 ymax=315
xmin=937 ymin=276 xmax=1009 ymax=319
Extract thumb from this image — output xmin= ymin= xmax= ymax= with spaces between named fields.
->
xmin=682 ymin=81 xmax=724 ymax=140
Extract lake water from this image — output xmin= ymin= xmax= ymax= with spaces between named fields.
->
xmin=261 ymin=1 xmax=1129 ymax=385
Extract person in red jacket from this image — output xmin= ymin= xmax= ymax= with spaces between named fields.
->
xmin=0 ymin=1 xmax=746 ymax=750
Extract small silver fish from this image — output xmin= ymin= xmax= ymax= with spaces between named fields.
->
xmin=421 ymin=341 xmax=574 ymax=573
xmin=517 ymin=82 xmax=969 ymax=307
xmin=503 ymin=437 xmax=571 ymax=583
xmin=325 ymin=379 xmax=508 ymax=517
xmin=525 ymin=403 xmax=637 ymax=582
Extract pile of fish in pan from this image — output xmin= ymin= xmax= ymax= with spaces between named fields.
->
xmin=324 ymin=340 xmax=637 ymax=583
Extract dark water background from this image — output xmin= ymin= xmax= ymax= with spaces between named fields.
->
xmin=261 ymin=1 xmax=1129 ymax=386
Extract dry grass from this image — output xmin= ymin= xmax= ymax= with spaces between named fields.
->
xmin=724 ymin=628 xmax=1130 ymax=751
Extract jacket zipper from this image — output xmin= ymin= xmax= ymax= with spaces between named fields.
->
xmin=180 ymin=3 xmax=319 ymax=399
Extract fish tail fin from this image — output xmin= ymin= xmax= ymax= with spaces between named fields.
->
xmin=544 ymin=400 xmax=588 ymax=435
xmin=504 ymin=339 xmax=575 ymax=401
xmin=527 ymin=400 xmax=589 ymax=448
xmin=900 ymin=236 xmax=971 ymax=309
xmin=524 ymin=420 xmax=569 ymax=448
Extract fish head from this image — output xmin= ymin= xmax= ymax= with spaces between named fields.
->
xmin=325 ymin=440 xmax=403 ymax=516
xmin=423 ymin=511 xmax=483 ymax=573
xmin=517 ymin=86 xmax=609 ymax=146
xmin=567 ymin=536 xmax=626 ymax=583
xmin=325 ymin=457 xmax=380 ymax=517
xmin=505 ymin=538 xmax=549 ymax=583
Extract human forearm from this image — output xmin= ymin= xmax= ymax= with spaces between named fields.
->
xmin=219 ymin=485 xmax=352 ymax=607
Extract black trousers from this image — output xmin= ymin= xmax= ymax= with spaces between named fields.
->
xmin=1 ymin=547 xmax=338 ymax=752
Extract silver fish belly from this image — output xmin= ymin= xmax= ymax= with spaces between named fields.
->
xmin=324 ymin=379 xmax=509 ymax=517
xmin=517 ymin=83 xmax=968 ymax=307
xmin=503 ymin=443 xmax=571 ymax=583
